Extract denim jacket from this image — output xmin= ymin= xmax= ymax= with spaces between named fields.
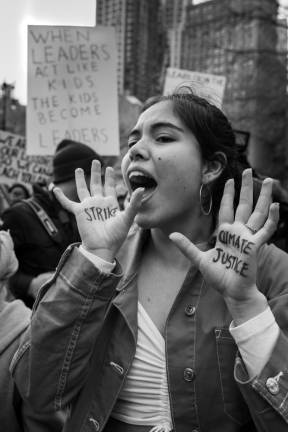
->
xmin=11 ymin=227 xmax=288 ymax=432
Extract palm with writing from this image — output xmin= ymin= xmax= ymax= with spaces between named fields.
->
xmin=170 ymin=169 xmax=279 ymax=324
xmin=54 ymin=160 xmax=144 ymax=261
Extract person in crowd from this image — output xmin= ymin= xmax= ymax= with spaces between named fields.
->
xmin=253 ymin=176 xmax=288 ymax=253
xmin=0 ymin=230 xmax=26 ymax=432
xmin=0 ymin=185 xmax=10 ymax=219
xmin=0 ymin=230 xmax=64 ymax=432
xmin=12 ymin=91 xmax=288 ymax=431
xmin=8 ymin=182 xmax=31 ymax=206
xmin=2 ymin=139 xmax=104 ymax=308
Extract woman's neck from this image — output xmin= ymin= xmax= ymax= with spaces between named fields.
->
xmin=148 ymin=214 xmax=213 ymax=268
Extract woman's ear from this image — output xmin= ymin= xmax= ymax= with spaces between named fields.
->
xmin=201 ymin=152 xmax=227 ymax=184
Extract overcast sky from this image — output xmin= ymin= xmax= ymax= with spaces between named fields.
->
xmin=0 ymin=0 xmax=287 ymax=104
xmin=0 ymin=0 xmax=96 ymax=103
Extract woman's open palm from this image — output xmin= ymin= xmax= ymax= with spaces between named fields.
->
xmin=170 ymin=169 xmax=279 ymax=303
xmin=54 ymin=160 xmax=144 ymax=259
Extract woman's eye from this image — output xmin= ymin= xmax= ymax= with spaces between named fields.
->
xmin=156 ymin=136 xmax=173 ymax=143
xmin=128 ymin=140 xmax=137 ymax=148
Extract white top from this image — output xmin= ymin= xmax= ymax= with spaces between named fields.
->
xmin=230 ymin=306 xmax=279 ymax=378
xmin=111 ymin=302 xmax=173 ymax=432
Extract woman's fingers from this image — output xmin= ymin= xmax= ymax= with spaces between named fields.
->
xmin=234 ymin=169 xmax=253 ymax=223
xmin=53 ymin=187 xmax=76 ymax=213
xmin=90 ymin=160 xmax=103 ymax=196
xmin=253 ymin=203 xmax=279 ymax=246
xmin=123 ymin=188 xmax=144 ymax=227
xmin=169 ymin=232 xmax=203 ymax=268
xmin=245 ymin=178 xmax=273 ymax=232
xmin=218 ymin=178 xmax=235 ymax=225
xmin=104 ymin=167 xmax=117 ymax=198
xmin=76 ymin=168 xmax=91 ymax=201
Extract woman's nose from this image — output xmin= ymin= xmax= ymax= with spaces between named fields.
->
xmin=128 ymin=141 xmax=149 ymax=161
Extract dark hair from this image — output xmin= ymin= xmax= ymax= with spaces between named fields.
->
xmin=142 ymin=91 xmax=243 ymax=218
xmin=8 ymin=182 xmax=30 ymax=199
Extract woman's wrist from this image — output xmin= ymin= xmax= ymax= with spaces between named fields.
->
xmin=224 ymin=287 xmax=268 ymax=326
xmin=81 ymin=244 xmax=115 ymax=263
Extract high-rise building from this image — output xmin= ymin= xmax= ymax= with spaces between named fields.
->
xmin=163 ymin=0 xmax=189 ymax=68
xmin=179 ymin=0 xmax=287 ymax=180
xmin=96 ymin=0 xmax=127 ymax=93
xmin=96 ymin=0 xmax=167 ymax=101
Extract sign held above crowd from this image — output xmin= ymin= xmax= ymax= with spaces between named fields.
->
xmin=163 ymin=67 xmax=226 ymax=108
xmin=27 ymin=25 xmax=119 ymax=156
xmin=0 ymin=130 xmax=53 ymax=186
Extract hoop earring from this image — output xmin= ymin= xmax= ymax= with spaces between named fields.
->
xmin=199 ymin=183 xmax=212 ymax=216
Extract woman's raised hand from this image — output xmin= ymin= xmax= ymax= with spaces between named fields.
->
xmin=54 ymin=160 xmax=144 ymax=261
xmin=169 ymin=169 xmax=279 ymax=324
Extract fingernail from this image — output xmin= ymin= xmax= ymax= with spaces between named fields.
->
xmin=244 ymin=168 xmax=252 ymax=175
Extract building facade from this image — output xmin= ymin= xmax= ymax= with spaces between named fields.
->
xmin=178 ymin=0 xmax=287 ymax=179
xmin=96 ymin=0 xmax=126 ymax=94
xmin=96 ymin=0 xmax=167 ymax=102
xmin=163 ymin=0 xmax=189 ymax=68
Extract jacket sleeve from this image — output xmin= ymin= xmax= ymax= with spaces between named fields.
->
xmin=10 ymin=244 xmax=123 ymax=413
xmin=235 ymin=243 xmax=288 ymax=429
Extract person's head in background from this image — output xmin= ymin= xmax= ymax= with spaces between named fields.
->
xmin=0 ymin=230 xmax=18 ymax=301
xmin=52 ymin=139 xmax=104 ymax=202
xmin=122 ymin=89 xmax=243 ymax=235
xmin=8 ymin=183 xmax=30 ymax=206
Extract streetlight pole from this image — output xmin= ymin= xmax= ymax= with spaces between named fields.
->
xmin=1 ymin=81 xmax=15 ymax=131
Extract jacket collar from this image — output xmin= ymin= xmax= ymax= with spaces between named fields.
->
xmin=116 ymin=224 xmax=150 ymax=290
xmin=112 ymin=225 xmax=150 ymax=341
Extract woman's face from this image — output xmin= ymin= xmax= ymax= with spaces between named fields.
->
xmin=122 ymin=100 xmax=207 ymax=230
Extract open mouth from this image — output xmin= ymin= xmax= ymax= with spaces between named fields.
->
xmin=128 ymin=171 xmax=157 ymax=195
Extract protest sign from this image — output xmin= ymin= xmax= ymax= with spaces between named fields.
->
xmin=163 ymin=67 xmax=226 ymax=108
xmin=0 ymin=130 xmax=53 ymax=186
xmin=27 ymin=25 xmax=119 ymax=155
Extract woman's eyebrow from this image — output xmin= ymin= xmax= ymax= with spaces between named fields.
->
xmin=128 ymin=128 xmax=140 ymax=140
xmin=150 ymin=121 xmax=184 ymax=133
xmin=128 ymin=121 xmax=184 ymax=139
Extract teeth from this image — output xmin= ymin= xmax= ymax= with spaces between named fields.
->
xmin=128 ymin=170 xmax=149 ymax=179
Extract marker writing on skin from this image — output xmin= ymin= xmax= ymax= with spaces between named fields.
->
xmin=84 ymin=206 xmax=118 ymax=221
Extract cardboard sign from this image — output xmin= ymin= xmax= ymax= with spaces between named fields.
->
xmin=27 ymin=25 xmax=119 ymax=155
xmin=163 ymin=67 xmax=226 ymax=108
xmin=0 ymin=130 xmax=53 ymax=185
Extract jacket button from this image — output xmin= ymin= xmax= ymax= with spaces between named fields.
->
xmin=266 ymin=377 xmax=280 ymax=395
xmin=185 ymin=305 xmax=196 ymax=316
xmin=89 ymin=418 xmax=100 ymax=430
xmin=183 ymin=367 xmax=195 ymax=382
